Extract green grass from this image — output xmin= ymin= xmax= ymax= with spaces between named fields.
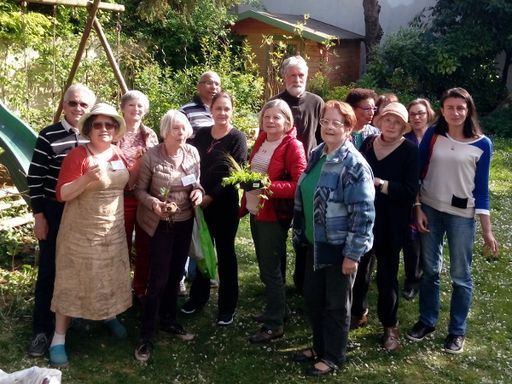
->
xmin=1 ymin=141 xmax=511 ymax=383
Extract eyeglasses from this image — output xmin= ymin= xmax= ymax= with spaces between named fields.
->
xmin=200 ymin=80 xmax=220 ymax=86
xmin=319 ymin=118 xmax=345 ymax=129
xmin=356 ymin=106 xmax=378 ymax=113
xmin=92 ymin=121 xmax=117 ymax=130
xmin=409 ymin=111 xmax=427 ymax=117
xmin=67 ymin=100 xmax=89 ymax=108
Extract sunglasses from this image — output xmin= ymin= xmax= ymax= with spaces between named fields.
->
xmin=67 ymin=100 xmax=89 ymax=108
xmin=92 ymin=121 xmax=117 ymax=130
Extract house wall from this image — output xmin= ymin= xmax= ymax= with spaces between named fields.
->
xmin=232 ymin=19 xmax=361 ymax=94
xmin=238 ymin=0 xmax=437 ymax=37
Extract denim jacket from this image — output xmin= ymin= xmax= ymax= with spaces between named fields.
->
xmin=293 ymin=141 xmax=375 ymax=270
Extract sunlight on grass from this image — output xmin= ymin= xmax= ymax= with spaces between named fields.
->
xmin=0 ymin=142 xmax=511 ymax=383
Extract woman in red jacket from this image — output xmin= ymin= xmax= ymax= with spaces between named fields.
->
xmin=241 ymin=99 xmax=307 ymax=343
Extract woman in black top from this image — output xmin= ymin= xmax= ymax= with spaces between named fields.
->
xmin=181 ymin=91 xmax=248 ymax=325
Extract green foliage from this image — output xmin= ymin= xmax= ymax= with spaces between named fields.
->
xmin=0 ymin=0 xmax=263 ymax=138
xmin=0 ymin=2 xmax=52 ymax=44
xmin=366 ymin=0 xmax=511 ymax=114
xmin=122 ymin=0 xmax=238 ymax=69
xmin=481 ymin=107 xmax=512 ymax=138
xmin=131 ymin=39 xmax=263 ymax=136
xmin=0 ymin=264 xmax=36 ymax=320
xmin=221 ymin=155 xmax=270 ymax=188
xmin=0 ymin=3 xmax=120 ymax=130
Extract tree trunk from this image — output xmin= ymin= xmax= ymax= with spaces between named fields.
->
xmin=501 ymin=49 xmax=511 ymax=88
xmin=363 ymin=0 xmax=384 ymax=65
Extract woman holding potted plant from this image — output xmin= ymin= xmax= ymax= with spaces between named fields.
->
xmin=240 ymin=99 xmax=307 ymax=343
xmin=133 ymin=110 xmax=203 ymax=362
xmin=181 ymin=91 xmax=248 ymax=326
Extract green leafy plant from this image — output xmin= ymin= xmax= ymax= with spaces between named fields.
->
xmin=221 ymin=155 xmax=270 ymax=189
xmin=221 ymin=155 xmax=272 ymax=209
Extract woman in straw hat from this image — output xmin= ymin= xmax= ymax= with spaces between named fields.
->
xmin=361 ymin=102 xmax=419 ymax=351
xmin=49 ymin=103 xmax=132 ymax=367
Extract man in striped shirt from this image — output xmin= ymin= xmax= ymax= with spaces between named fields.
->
xmin=26 ymin=84 xmax=96 ymax=357
xmin=179 ymin=71 xmax=221 ymax=138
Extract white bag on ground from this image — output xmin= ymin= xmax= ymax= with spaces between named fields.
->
xmin=0 ymin=367 xmax=62 ymax=384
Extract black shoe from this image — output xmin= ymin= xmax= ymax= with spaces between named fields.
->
xmin=402 ymin=287 xmax=418 ymax=301
xmin=291 ymin=348 xmax=316 ymax=363
xmin=134 ymin=340 xmax=153 ymax=362
xmin=251 ymin=313 xmax=265 ymax=323
xmin=406 ymin=321 xmax=435 ymax=341
xmin=217 ymin=313 xmax=234 ymax=326
xmin=27 ymin=333 xmax=49 ymax=357
xmin=248 ymin=326 xmax=284 ymax=343
xmin=305 ymin=359 xmax=337 ymax=377
xmin=160 ymin=322 xmax=195 ymax=341
xmin=180 ymin=301 xmax=201 ymax=315
xmin=444 ymin=334 xmax=465 ymax=354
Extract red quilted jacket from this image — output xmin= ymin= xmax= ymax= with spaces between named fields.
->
xmin=240 ymin=127 xmax=307 ymax=221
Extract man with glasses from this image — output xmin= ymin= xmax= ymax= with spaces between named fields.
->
xmin=26 ymin=83 xmax=96 ymax=357
xmin=180 ymin=71 xmax=221 ymax=139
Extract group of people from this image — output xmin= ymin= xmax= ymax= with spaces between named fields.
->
xmin=26 ymin=54 xmax=498 ymax=376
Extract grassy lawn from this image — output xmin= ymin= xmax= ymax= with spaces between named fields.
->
xmin=0 ymin=138 xmax=511 ymax=383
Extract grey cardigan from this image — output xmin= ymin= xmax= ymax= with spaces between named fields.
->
xmin=135 ymin=143 xmax=203 ymax=236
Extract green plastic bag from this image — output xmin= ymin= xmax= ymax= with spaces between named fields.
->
xmin=189 ymin=207 xmax=217 ymax=279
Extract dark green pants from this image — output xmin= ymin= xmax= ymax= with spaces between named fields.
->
xmin=250 ymin=216 xmax=291 ymax=329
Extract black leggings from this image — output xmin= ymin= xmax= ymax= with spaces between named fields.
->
xmin=188 ymin=198 xmax=240 ymax=316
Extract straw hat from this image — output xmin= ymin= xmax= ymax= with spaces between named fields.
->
xmin=78 ymin=102 xmax=126 ymax=139
xmin=374 ymin=102 xmax=411 ymax=133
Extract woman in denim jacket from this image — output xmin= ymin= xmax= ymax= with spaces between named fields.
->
xmin=291 ymin=100 xmax=375 ymax=376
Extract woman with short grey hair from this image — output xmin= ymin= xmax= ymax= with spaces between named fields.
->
xmin=134 ymin=109 xmax=203 ymax=362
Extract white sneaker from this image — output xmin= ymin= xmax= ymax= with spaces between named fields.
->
xmin=179 ymin=279 xmax=187 ymax=296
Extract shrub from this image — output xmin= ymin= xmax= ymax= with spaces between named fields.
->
xmin=481 ymin=107 xmax=512 ymax=138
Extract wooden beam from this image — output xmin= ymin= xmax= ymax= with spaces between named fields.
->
xmin=93 ymin=18 xmax=128 ymax=94
xmin=53 ymin=0 xmax=101 ymax=122
xmin=25 ymin=0 xmax=124 ymax=12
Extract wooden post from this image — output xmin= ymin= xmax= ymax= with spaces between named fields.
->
xmin=93 ymin=18 xmax=128 ymax=94
xmin=25 ymin=0 xmax=124 ymax=13
xmin=53 ymin=0 xmax=101 ymax=122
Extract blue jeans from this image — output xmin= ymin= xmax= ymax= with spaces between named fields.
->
xmin=419 ymin=204 xmax=475 ymax=336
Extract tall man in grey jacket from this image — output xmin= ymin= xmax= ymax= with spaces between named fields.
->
xmin=271 ymin=55 xmax=324 ymax=293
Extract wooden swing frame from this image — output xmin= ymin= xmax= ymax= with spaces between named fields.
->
xmin=23 ymin=0 xmax=128 ymax=122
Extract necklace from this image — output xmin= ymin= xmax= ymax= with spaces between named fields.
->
xmin=207 ymin=138 xmax=222 ymax=154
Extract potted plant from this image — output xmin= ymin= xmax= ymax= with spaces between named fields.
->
xmin=159 ymin=187 xmax=179 ymax=214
